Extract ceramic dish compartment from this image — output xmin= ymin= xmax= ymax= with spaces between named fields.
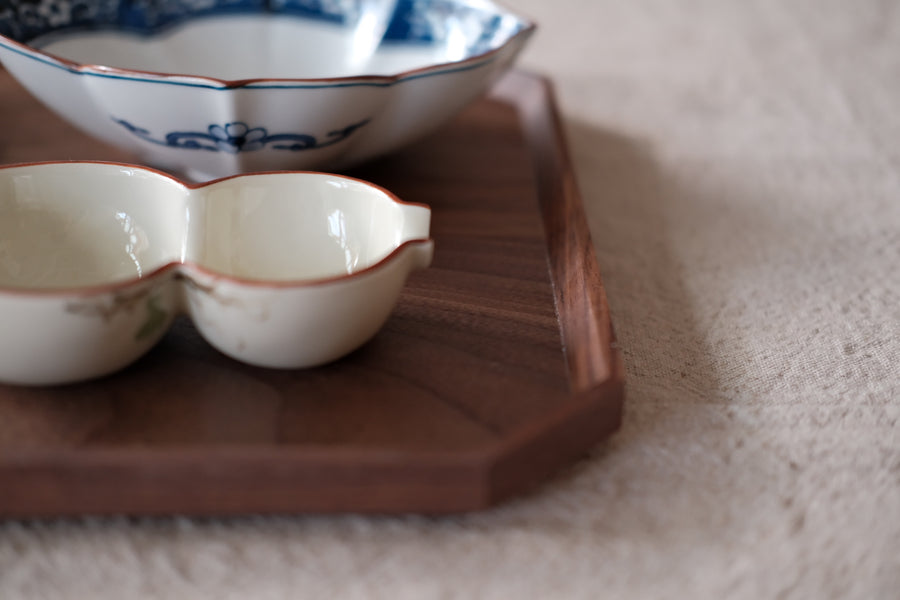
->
xmin=0 ymin=0 xmax=535 ymax=179
xmin=0 ymin=161 xmax=433 ymax=385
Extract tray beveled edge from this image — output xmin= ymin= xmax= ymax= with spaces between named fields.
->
xmin=482 ymin=71 xmax=625 ymax=506
xmin=0 ymin=70 xmax=625 ymax=517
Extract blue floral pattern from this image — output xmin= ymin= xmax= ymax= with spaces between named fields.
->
xmin=113 ymin=117 xmax=370 ymax=153
xmin=0 ymin=0 xmax=357 ymax=41
xmin=0 ymin=0 xmax=526 ymax=56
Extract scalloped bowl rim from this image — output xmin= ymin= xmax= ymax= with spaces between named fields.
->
xmin=0 ymin=2 xmax=536 ymax=89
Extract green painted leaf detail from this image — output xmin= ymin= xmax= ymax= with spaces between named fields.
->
xmin=135 ymin=294 xmax=167 ymax=341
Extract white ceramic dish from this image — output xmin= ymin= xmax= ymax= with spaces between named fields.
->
xmin=0 ymin=0 xmax=534 ymax=180
xmin=0 ymin=161 xmax=433 ymax=386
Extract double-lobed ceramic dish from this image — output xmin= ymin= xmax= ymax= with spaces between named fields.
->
xmin=0 ymin=161 xmax=433 ymax=385
xmin=0 ymin=0 xmax=535 ymax=180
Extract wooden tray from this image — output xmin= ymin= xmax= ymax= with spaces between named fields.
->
xmin=0 ymin=69 xmax=624 ymax=516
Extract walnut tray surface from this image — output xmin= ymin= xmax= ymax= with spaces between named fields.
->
xmin=0 ymin=70 xmax=624 ymax=516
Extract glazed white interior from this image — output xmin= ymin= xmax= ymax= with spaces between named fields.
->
xmin=195 ymin=173 xmax=428 ymax=281
xmin=0 ymin=165 xmax=187 ymax=289
xmin=0 ymin=164 xmax=429 ymax=290
xmin=36 ymin=16 xmax=457 ymax=79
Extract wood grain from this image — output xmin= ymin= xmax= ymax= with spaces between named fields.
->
xmin=0 ymin=68 xmax=624 ymax=516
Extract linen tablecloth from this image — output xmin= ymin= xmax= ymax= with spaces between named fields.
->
xmin=1 ymin=1 xmax=897 ymax=598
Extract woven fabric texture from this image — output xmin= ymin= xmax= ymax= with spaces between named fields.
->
xmin=2 ymin=1 xmax=898 ymax=598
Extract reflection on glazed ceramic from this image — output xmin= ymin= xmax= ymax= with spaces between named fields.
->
xmin=0 ymin=162 xmax=433 ymax=386
xmin=0 ymin=0 xmax=534 ymax=179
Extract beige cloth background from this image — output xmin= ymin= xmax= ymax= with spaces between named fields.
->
xmin=2 ymin=0 xmax=898 ymax=598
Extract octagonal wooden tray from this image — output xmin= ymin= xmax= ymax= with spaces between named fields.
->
xmin=0 ymin=69 xmax=624 ymax=516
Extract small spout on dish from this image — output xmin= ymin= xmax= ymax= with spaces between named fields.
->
xmin=398 ymin=203 xmax=432 ymax=243
xmin=408 ymin=239 xmax=434 ymax=271
xmin=397 ymin=203 xmax=433 ymax=270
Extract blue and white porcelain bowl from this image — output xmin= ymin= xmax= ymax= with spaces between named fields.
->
xmin=0 ymin=0 xmax=534 ymax=180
